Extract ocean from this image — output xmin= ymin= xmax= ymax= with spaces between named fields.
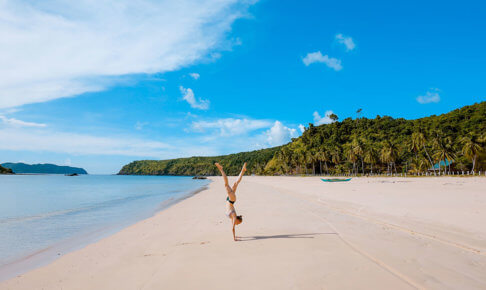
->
xmin=0 ymin=174 xmax=209 ymax=279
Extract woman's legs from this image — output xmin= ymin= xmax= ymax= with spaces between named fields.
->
xmin=232 ymin=162 xmax=247 ymax=193
xmin=215 ymin=163 xmax=229 ymax=187
xmin=215 ymin=163 xmax=233 ymax=196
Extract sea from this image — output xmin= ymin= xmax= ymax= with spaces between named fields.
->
xmin=0 ymin=174 xmax=210 ymax=280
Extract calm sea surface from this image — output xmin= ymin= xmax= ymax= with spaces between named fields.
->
xmin=0 ymin=175 xmax=209 ymax=269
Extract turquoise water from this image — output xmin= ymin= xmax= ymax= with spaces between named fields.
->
xmin=0 ymin=175 xmax=209 ymax=269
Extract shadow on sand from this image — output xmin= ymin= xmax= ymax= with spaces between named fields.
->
xmin=238 ymin=232 xmax=337 ymax=241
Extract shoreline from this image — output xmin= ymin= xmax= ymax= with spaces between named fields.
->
xmin=0 ymin=182 xmax=210 ymax=283
xmin=1 ymin=176 xmax=485 ymax=289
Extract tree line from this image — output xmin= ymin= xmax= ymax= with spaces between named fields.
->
xmin=119 ymin=102 xmax=486 ymax=176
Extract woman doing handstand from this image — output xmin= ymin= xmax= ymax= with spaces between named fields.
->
xmin=215 ymin=162 xmax=246 ymax=241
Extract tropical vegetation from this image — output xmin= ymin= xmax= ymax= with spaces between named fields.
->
xmin=0 ymin=164 xmax=14 ymax=174
xmin=119 ymin=102 xmax=486 ymax=176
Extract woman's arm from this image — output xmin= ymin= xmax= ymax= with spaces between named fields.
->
xmin=232 ymin=218 xmax=237 ymax=241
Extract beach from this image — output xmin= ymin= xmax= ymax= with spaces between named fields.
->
xmin=1 ymin=176 xmax=485 ymax=289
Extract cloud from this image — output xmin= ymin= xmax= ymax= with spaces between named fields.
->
xmin=417 ymin=89 xmax=441 ymax=104
xmin=0 ymin=116 xmax=47 ymax=128
xmin=180 ymin=86 xmax=210 ymax=110
xmin=313 ymin=110 xmax=335 ymax=125
xmin=0 ymin=0 xmax=254 ymax=109
xmin=336 ymin=34 xmax=356 ymax=51
xmin=191 ymin=118 xmax=271 ymax=136
xmin=134 ymin=121 xmax=148 ymax=130
xmin=189 ymin=73 xmax=200 ymax=80
xmin=298 ymin=124 xmax=306 ymax=133
xmin=190 ymin=117 xmax=302 ymax=150
xmin=0 ymin=128 xmax=172 ymax=157
xmin=302 ymin=51 xmax=342 ymax=71
xmin=265 ymin=121 xmax=298 ymax=146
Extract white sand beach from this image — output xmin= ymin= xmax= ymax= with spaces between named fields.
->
xmin=1 ymin=176 xmax=486 ymax=290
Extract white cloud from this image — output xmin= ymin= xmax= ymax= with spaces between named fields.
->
xmin=0 ymin=127 xmax=173 ymax=157
xmin=0 ymin=0 xmax=254 ymax=109
xmin=180 ymin=86 xmax=210 ymax=110
xmin=134 ymin=121 xmax=148 ymax=130
xmin=0 ymin=115 xmax=47 ymax=128
xmin=189 ymin=73 xmax=200 ymax=80
xmin=192 ymin=118 xmax=271 ymax=136
xmin=298 ymin=124 xmax=305 ymax=133
xmin=336 ymin=34 xmax=356 ymax=51
xmin=265 ymin=121 xmax=298 ymax=146
xmin=302 ymin=51 xmax=342 ymax=71
xmin=417 ymin=89 xmax=441 ymax=104
xmin=313 ymin=110 xmax=335 ymax=125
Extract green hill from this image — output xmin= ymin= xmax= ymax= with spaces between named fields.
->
xmin=2 ymin=163 xmax=88 ymax=174
xmin=0 ymin=164 xmax=14 ymax=174
xmin=119 ymin=102 xmax=486 ymax=176
xmin=119 ymin=147 xmax=281 ymax=176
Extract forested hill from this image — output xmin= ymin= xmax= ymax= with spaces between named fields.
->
xmin=119 ymin=102 xmax=486 ymax=176
xmin=1 ymin=163 xmax=88 ymax=174
xmin=119 ymin=147 xmax=281 ymax=176
xmin=0 ymin=164 xmax=14 ymax=174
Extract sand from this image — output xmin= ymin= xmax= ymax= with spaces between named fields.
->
xmin=1 ymin=176 xmax=485 ymax=290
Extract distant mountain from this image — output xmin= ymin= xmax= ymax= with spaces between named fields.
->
xmin=0 ymin=165 xmax=14 ymax=174
xmin=1 ymin=163 xmax=88 ymax=174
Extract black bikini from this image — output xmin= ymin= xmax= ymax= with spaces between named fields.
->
xmin=226 ymin=196 xmax=235 ymax=204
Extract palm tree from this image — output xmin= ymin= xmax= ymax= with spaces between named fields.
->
xmin=329 ymin=114 xmax=339 ymax=122
xmin=289 ymin=151 xmax=299 ymax=175
xmin=411 ymin=131 xmax=436 ymax=175
xmin=432 ymin=132 xmax=455 ymax=174
xmin=317 ymin=149 xmax=330 ymax=175
xmin=346 ymin=145 xmax=358 ymax=175
xmin=305 ymin=150 xmax=316 ymax=175
xmin=380 ymin=140 xmax=399 ymax=174
xmin=331 ymin=147 xmax=341 ymax=174
xmin=351 ymin=138 xmax=364 ymax=175
xmin=432 ymin=140 xmax=455 ymax=174
xmin=355 ymin=108 xmax=362 ymax=130
xmin=364 ymin=143 xmax=378 ymax=174
xmin=380 ymin=145 xmax=390 ymax=174
xmin=460 ymin=134 xmax=483 ymax=172
xmin=277 ymin=147 xmax=292 ymax=174
xmin=410 ymin=155 xmax=428 ymax=174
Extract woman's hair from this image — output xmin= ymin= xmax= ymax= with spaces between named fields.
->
xmin=236 ymin=215 xmax=243 ymax=223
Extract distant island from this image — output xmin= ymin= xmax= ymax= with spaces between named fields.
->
xmin=0 ymin=164 xmax=14 ymax=174
xmin=1 ymin=163 xmax=88 ymax=175
xmin=119 ymin=102 xmax=486 ymax=176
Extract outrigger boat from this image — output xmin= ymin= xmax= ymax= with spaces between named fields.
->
xmin=321 ymin=178 xmax=352 ymax=182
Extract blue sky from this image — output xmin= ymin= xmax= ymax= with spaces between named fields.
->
xmin=0 ymin=0 xmax=485 ymax=173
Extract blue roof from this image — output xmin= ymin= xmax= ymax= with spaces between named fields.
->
xmin=432 ymin=159 xmax=453 ymax=169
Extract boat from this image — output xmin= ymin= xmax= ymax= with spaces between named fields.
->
xmin=321 ymin=178 xmax=352 ymax=182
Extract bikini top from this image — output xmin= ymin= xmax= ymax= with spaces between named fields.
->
xmin=226 ymin=196 xmax=235 ymax=204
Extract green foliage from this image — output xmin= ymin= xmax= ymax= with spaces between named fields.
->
xmin=0 ymin=164 xmax=14 ymax=174
xmin=119 ymin=147 xmax=281 ymax=176
xmin=119 ymin=102 xmax=486 ymax=176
